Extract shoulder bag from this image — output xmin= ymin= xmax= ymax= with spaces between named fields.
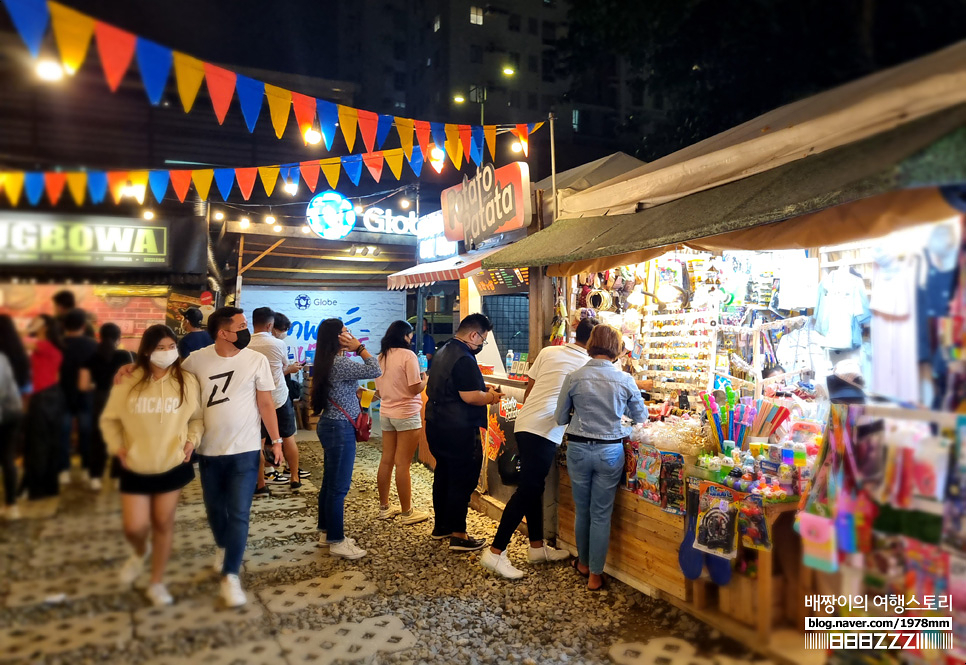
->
xmin=328 ymin=398 xmax=372 ymax=442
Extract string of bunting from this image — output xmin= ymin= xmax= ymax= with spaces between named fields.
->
xmin=0 ymin=147 xmax=457 ymax=207
xmin=2 ymin=0 xmax=542 ymax=165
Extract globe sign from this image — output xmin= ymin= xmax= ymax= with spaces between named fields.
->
xmin=305 ymin=191 xmax=356 ymax=240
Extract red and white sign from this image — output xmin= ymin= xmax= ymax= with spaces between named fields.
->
xmin=441 ymin=162 xmax=531 ymax=248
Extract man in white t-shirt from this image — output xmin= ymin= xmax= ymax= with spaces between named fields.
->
xmin=249 ymin=307 xmax=302 ymax=493
xmin=481 ymin=317 xmax=599 ymax=580
xmin=182 ymin=306 xmax=281 ymax=607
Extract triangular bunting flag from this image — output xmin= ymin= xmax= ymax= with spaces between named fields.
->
xmin=203 ymin=63 xmax=236 ymax=125
xmin=356 ymin=109 xmax=379 ymax=153
xmin=291 ymin=92 xmax=316 ymax=143
xmin=376 ymin=115 xmax=394 ymax=149
xmin=44 ymin=172 xmax=66 ymax=205
xmin=257 ymin=166 xmax=279 ymax=197
xmin=320 ymin=159 xmax=340 ymax=189
xmin=470 ymin=126 xmax=484 ymax=166
xmin=191 ymin=169 xmax=214 ymax=201
xmin=172 ymin=52 xmax=205 ymax=112
xmin=213 ymin=168 xmax=234 ymax=200
xmin=408 ymin=145 xmax=424 ymax=178
xmin=444 ymin=124 xmax=462 ymax=169
xmin=299 ymin=161 xmax=320 ymax=193
xmin=236 ymin=75 xmax=264 ymax=133
xmin=169 ymin=170 xmax=192 ymax=202
xmin=484 ymin=125 xmax=497 ymax=160
xmin=66 ymin=172 xmax=87 ymax=205
xmin=342 ymin=155 xmax=363 ymax=186
xmin=414 ymin=120 xmax=432 ymax=163
xmin=362 ymin=152 xmax=384 ymax=183
xmin=458 ymin=125 xmax=473 ymax=161
xmin=135 ymin=39 xmax=172 ymax=105
xmin=395 ymin=117 xmax=414 ymax=159
xmin=21 ymin=172 xmax=40 ymax=205
xmin=129 ymin=170 xmax=149 ymax=203
xmin=281 ymin=166 xmax=300 ymax=191
xmin=384 ymin=150 xmax=404 ymax=180
xmin=317 ymin=99 xmax=338 ymax=150
xmin=235 ymin=167 xmax=257 ymax=200
xmin=4 ymin=0 xmax=49 ymax=58
xmin=3 ymin=172 xmax=25 ymax=206
xmin=49 ymin=2 xmax=94 ymax=74
xmin=430 ymin=122 xmax=446 ymax=153
xmin=264 ymin=84 xmax=291 ymax=139
xmin=337 ymin=105 xmax=358 ymax=152
xmin=106 ymin=171 xmax=128 ymax=204
xmin=148 ymin=170 xmax=169 ymax=203
xmin=515 ymin=123 xmax=529 ymax=156
xmin=87 ymin=170 xmax=107 ymax=203
xmin=94 ymin=21 xmax=136 ymax=92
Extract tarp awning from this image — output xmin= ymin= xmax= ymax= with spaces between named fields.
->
xmin=387 ymin=247 xmax=503 ymax=290
xmin=483 ymin=106 xmax=966 ymax=276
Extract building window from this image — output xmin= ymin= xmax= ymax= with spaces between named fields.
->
xmin=470 ymin=44 xmax=482 ymax=63
xmin=509 ymin=52 xmax=521 ymax=68
xmin=528 ymin=92 xmax=537 ymax=110
xmin=528 ymin=17 xmax=538 ymax=34
xmin=528 ymin=54 xmax=538 ymax=73
xmin=542 ymin=53 xmax=554 ymax=82
xmin=509 ymin=13 xmax=521 ymax=31
xmin=426 ymin=57 xmax=432 ymax=67
xmin=543 ymin=0 xmax=555 ymax=6
xmin=433 ymin=15 xmax=440 ymax=31
xmin=572 ymin=109 xmax=580 ymax=132
xmin=470 ymin=6 xmax=483 ymax=25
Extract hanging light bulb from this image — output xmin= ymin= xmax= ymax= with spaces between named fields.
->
xmin=213 ymin=211 xmax=225 ymax=221
xmin=301 ymin=225 xmax=310 ymax=233
xmin=400 ymin=198 xmax=411 ymax=209
xmin=36 ymin=59 xmax=64 ymax=81
xmin=265 ymin=215 xmax=276 ymax=224
xmin=142 ymin=210 xmax=155 ymax=220
xmin=273 ymin=225 xmax=282 ymax=232
xmin=429 ymin=147 xmax=446 ymax=174
xmin=510 ymin=141 xmax=523 ymax=153
xmin=239 ymin=218 xmax=251 ymax=229
xmin=304 ymin=127 xmax=322 ymax=145
xmin=283 ymin=181 xmax=299 ymax=196
xmin=353 ymin=204 xmax=364 ymax=215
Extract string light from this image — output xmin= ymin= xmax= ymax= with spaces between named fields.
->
xmin=304 ymin=128 xmax=322 ymax=145
xmin=213 ymin=211 xmax=225 ymax=221
xmin=511 ymin=141 xmax=523 ymax=153
xmin=273 ymin=225 xmax=282 ymax=232
xmin=353 ymin=204 xmax=364 ymax=214
xmin=429 ymin=147 xmax=446 ymax=174
xmin=453 ymin=94 xmax=465 ymax=104
xmin=301 ymin=225 xmax=310 ymax=233
xmin=142 ymin=210 xmax=155 ymax=220
xmin=400 ymin=198 xmax=411 ymax=209
xmin=36 ymin=59 xmax=64 ymax=82
xmin=239 ymin=218 xmax=250 ymax=229
xmin=283 ymin=182 xmax=298 ymax=196
xmin=265 ymin=215 xmax=276 ymax=224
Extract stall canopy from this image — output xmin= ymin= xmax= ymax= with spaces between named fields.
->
xmin=484 ymin=39 xmax=966 ymax=276
xmin=532 ymin=152 xmax=645 ymax=222
xmin=387 ymin=247 xmax=503 ymax=290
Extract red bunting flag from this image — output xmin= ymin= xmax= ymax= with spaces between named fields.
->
xmin=106 ymin=171 xmax=129 ymax=204
xmin=458 ymin=125 xmax=473 ymax=161
xmin=299 ymin=161 xmax=320 ymax=192
xmin=94 ymin=22 xmax=136 ymax=91
xmin=357 ymin=110 xmax=379 ymax=154
xmin=234 ymin=167 xmax=257 ymax=200
xmin=290 ymin=92 xmax=317 ymax=143
xmin=515 ymin=123 xmax=529 ymax=155
xmin=203 ymin=63 xmax=236 ymax=125
xmin=44 ymin=172 xmax=67 ymax=205
xmin=414 ymin=120 xmax=432 ymax=163
xmin=362 ymin=152 xmax=384 ymax=183
xmin=169 ymin=170 xmax=192 ymax=203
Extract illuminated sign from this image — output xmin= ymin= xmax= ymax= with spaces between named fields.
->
xmin=472 ymin=267 xmax=529 ymax=295
xmin=362 ymin=208 xmax=417 ymax=235
xmin=441 ymin=162 xmax=532 ymax=248
xmin=306 ymin=190 xmax=356 ymax=240
xmin=416 ymin=211 xmax=458 ymax=263
xmin=0 ymin=214 xmax=168 ymax=266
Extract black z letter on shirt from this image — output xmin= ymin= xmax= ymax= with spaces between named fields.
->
xmin=207 ymin=371 xmax=234 ymax=407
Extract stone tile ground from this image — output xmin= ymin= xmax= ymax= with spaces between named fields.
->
xmin=0 ymin=431 xmax=761 ymax=664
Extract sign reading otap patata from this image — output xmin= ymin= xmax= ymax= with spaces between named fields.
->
xmin=440 ymin=162 xmax=531 ymax=248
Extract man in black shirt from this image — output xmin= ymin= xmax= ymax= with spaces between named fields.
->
xmin=59 ymin=309 xmax=98 ymax=487
xmin=178 ymin=307 xmax=214 ymax=358
xmin=53 ymin=290 xmax=95 ymax=337
xmin=425 ymin=313 xmax=501 ymax=552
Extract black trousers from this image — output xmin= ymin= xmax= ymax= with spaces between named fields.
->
xmin=492 ymin=431 xmax=557 ymax=550
xmin=24 ymin=385 xmax=63 ymax=500
xmin=427 ymin=422 xmax=483 ymax=536
xmin=0 ymin=417 xmax=22 ymax=506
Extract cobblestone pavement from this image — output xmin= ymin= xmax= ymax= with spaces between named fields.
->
xmin=0 ymin=432 xmax=761 ymax=665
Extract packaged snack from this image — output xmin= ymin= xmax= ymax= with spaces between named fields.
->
xmin=661 ymin=452 xmax=685 ymax=515
xmin=738 ymin=493 xmax=771 ymax=551
xmin=694 ymin=481 xmax=738 ymax=559
xmin=623 ymin=441 xmax=639 ymax=493
xmin=637 ymin=444 xmax=662 ymax=505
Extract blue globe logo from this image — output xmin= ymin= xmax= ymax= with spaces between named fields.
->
xmin=306 ymin=190 xmax=356 ymax=240
xmin=295 ymin=294 xmax=311 ymax=311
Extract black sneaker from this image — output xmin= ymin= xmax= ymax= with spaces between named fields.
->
xmin=269 ymin=472 xmax=291 ymax=484
xmin=449 ymin=536 xmax=486 ymax=552
xmin=289 ymin=481 xmax=302 ymax=492
xmin=284 ymin=468 xmax=312 ymax=479
xmin=253 ymin=486 xmax=270 ymax=498
xmin=430 ymin=528 xmax=452 ymax=540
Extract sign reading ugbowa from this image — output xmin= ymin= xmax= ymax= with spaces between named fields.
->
xmin=0 ymin=213 xmax=168 ymax=267
xmin=441 ymin=162 xmax=531 ymax=248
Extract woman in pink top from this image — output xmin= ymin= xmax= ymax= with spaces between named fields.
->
xmin=374 ymin=321 xmax=429 ymax=525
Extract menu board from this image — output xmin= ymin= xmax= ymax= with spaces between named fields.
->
xmin=473 ymin=268 xmax=529 ymax=295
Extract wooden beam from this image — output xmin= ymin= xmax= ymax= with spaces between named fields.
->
xmin=239 ymin=239 xmax=285 ymax=275
xmin=240 ymin=249 xmax=407 ymax=263
xmin=235 ymin=235 xmax=244 ymax=300
xmin=244 ymin=266 xmax=395 ymax=275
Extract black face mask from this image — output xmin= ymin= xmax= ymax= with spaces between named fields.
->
xmin=231 ymin=329 xmax=251 ymax=350
xmin=469 ymin=344 xmax=483 ymax=356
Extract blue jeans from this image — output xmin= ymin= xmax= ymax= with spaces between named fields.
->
xmin=199 ymin=451 xmax=260 ymax=575
xmin=566 ymin=442 xmax=624 ymax=575
xmin=317 ymin=418 xmax=356 ymax=543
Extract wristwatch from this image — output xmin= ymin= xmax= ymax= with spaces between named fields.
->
xmin=356 ymin=344 xmax=366 ymax=354
xmin=272 ymin=438 xmax=283 ymax=445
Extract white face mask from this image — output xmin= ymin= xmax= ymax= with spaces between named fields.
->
xmin=150 ymin=348 xmax=179 ymax=369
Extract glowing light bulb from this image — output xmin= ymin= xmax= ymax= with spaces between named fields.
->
xmin=430 ymin=147 xmax=445 ymax=161
xmin=283 ymin=182 xmax=298 ymax=196
xmin=511 ymin=141 xmax=523 ymax=153
xmin=304 ymin=128 xmax=322 ymax=145
xmin=353 ymin=205 xmax=364 ymax=214
xmin=453 ymin=94 xmax=465 ymax=104
xmin=239 ymin=218 xmax=250 ymax=229
xmin=265 ymin=215 xmax=276 ymax=224
xmin=273 ymin=225 xmax=282 ymax=232
xmin=37 ymin=60 xmax=64 ymax=81
xmin=142 ymin=210 xmax=155 ymax=220
xmin=301 ymin=225 xmax=310 ymax=233
xmin=400 ymin=198 xmax=411 ymax=209
xmin=213 ymin=211 xmax=225 ymax=221
xmin=656 ymin=283 xmax=682 ymax=304
xmin=503 ymin=66 xmax=515 ymax=76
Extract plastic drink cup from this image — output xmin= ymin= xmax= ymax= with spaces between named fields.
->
xmin=359 ymin=388 xmax=376 ymax=409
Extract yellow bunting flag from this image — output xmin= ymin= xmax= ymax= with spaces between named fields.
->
xmin=320 ymin=159 xmax=340 ymax=189
xmin=384 ymin=149 xmax=404 ymax=180
xmin=66 ymin=172 xmax=87 ymax=206
xmin=4 ymin=172 xmax=24 ymax=206
xmin=172 ymin=52 xmax=206 ymax=113
xmin=337 ymin=105 xmax=358 ymax=152
xmin=395 ymin=118 xmax=414 ymax=160
xmin=263 ymin=84 xmax=292 ymax=140
xmin=191 ymin=169 xmax=214 ymax=201
xmin=444 ymin=124 xmax=462 ymax=169
xmin=49 ymin=2 xmax=95 ymax=75
xmin=258 ymin=166 xmax=279 ymax=197
xmin=129 ymin=170 xmax=149 ymax=204
xmin=484 ymin=125 xmax=497 ymax=160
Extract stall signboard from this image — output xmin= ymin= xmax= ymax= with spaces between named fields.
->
xmin=416 ymin=210 xmax=459 ymax=264
xmin=472 ymin=267 xmax=529 ymax=295
xmin=0 ymin=213 xmax=168 ymax=267
xmin=306 ymin=191 xmax=356 ymax=240
xmin=362 ymin=207 xmax=417 ymax=235
xmin=441 ymin=162 xmax=531 ymax=248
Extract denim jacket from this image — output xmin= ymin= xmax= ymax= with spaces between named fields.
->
xmin=554 ymin=359 xmax=646 ymax=440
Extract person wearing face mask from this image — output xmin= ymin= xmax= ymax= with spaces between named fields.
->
xmin=425 ymin=313 xmax=501 ymax=552
xmin=99 ymin=325 xmax=203 ymax=606
xmin=23 ymin=315 xmax=64 ymax=500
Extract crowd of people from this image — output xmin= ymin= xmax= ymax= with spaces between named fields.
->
xmin=0 ymin=295 xmax=645 ymax=607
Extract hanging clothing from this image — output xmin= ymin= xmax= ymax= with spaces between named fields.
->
xmin=917 ymin=249 xmax=958 ymax=409
xmin=870 ymin=253 xmax=918 ymax=403
xmin=814 ymin=268 xmax=871 ymax=350
xmin=776 ymin=319 xmax=833 ymax=385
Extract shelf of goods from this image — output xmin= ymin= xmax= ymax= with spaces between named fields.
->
xmin=638 ymin=308 xmax=717 ymax=399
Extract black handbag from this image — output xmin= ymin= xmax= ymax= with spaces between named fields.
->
xmin=497 ymin=441 xmax=522 ymax=485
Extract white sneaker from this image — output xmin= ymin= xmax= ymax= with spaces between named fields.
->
xmin=329 ymin=537 xmax=366 ymax=560
xmin=119 ymin=544 xmax=151 ymax=585
xmin=399 ymin=509 xmax=431 ymax=526
xmin=377 ymin=506 xmax=400 ymax=520
xmin=212 ymin=548 xmax=225 ymax=574
xmin=145 ymin=582 xmax=173 ymax=607
xmin=58 ymin=470 xmax=70 ymax=486
xmin=481 ymin=549 xmax=525 ymax=580
xmin=529 ymin=544 xmax=571 ymax=563
xmin=89 ymin=477 xmax=102 ymax=491
xmin=220 ymin=574 xmax=247 ymax=607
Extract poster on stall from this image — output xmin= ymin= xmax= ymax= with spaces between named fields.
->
xmin=238 ymin=287 xmax=406 ymax=363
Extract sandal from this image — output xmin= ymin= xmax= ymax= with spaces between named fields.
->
xmin=588 ymin=574 xmax=607 ymax=592
xmin=570 ymin=558 xmax=589 ymax=578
